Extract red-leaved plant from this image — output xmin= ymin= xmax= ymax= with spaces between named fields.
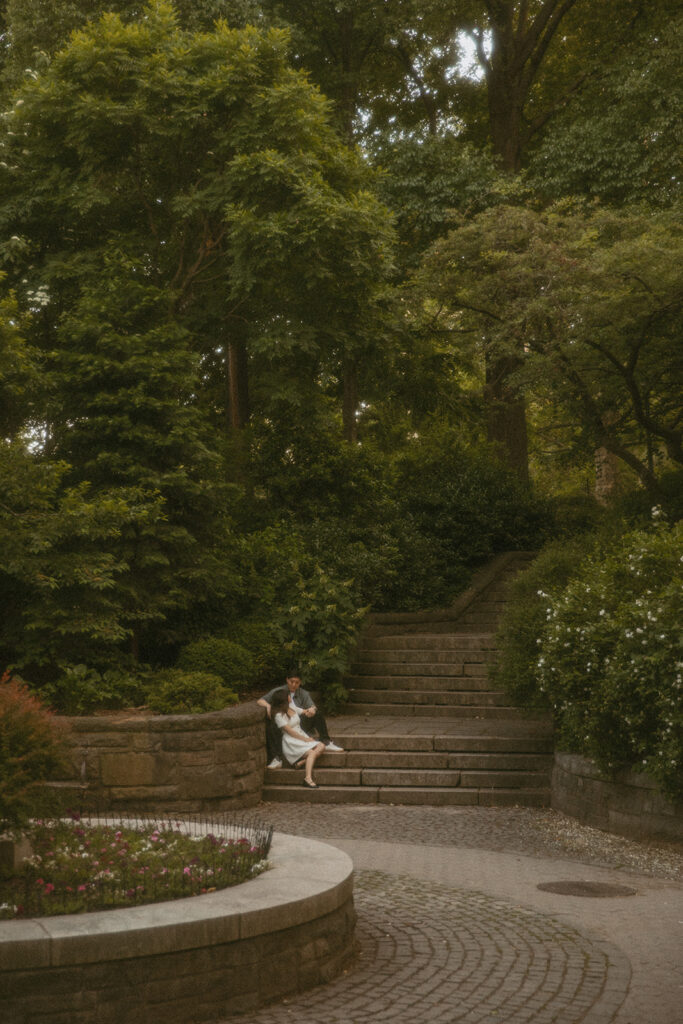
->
xmin=0 ymin=672 xmax=70 ymax=833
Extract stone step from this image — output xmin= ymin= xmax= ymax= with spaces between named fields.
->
xmin=261 ymin=784 xmax=551 ymax=807
xmin=343 ymin=702 xmax=543 ymax=719
xmin=333 ymin=732 xmax=553 ymax=755
xmin=349 ymin=661 xmax=495 ymax=677
xmin=347 ymin=675 xmax=496 ymax=692
xmin=351 ymin=649 xmax=498 ymax=664
xmin=347 ymin=689 xmax=510 ymax=707
xmin=323 ymin=751 xmax=553 ymax=771
xmin=359 ymin=633 xmax=498 ymax=650
xmin=266 ymin=766 xmax=550 ymax=789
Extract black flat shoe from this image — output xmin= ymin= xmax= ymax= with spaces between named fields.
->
xmin=302 ymin=779 xmax=318 ymax=789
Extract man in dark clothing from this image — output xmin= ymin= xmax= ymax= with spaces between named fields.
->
xmin=258 ymin=672 xmax=343 ymax=767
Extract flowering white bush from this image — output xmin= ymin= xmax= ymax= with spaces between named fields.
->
xmin=536 ymin=517 xmax=682 ymax=798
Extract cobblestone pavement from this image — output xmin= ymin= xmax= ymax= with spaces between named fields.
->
xmin=233 ymin=803 xmax=683 ymax=882
xmin=217 ymin=804 xmax=682 ymax=1024
xmin=221 ymin=870 xmax=630 ymax=1024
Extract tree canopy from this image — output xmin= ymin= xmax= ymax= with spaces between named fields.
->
xmin=0 ymin=0 xmax=680 ymax=705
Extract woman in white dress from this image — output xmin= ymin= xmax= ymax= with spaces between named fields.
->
xmin=271 ymin=688 xmax=325 ymax=788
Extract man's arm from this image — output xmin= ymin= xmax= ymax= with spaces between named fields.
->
xmin=295 ymin=688 xmax=316 ymax=717
xmin=258 ymin=688 xmax=277 ymax=717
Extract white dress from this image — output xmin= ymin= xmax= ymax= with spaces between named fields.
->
xmin=275 ymin=710 xmax=319 ymax=765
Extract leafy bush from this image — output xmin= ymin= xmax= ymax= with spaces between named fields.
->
xmin=0 ymin=674 xmax=70 ymax=832
xmin=536 ymin=516 xmax=682 ymax=799
xmin=38 ymin=664 xmax=146 ymax=715
xmin=144 ymin=669 xmax=238 ymax=715
xmin=177 ymin=637 xmax=256 ymax=693
xmin=222 ymin=619 xmax=284 ymax=687
xmin=391 ymin=430 xmax=549 ymax=597
xmin=498 ymin=516 xmax=682 ymax=799
xmin=492 ymin=535 xmax=597 ymax=706
xmin=273 ymin=564 xmax=368 ymax=710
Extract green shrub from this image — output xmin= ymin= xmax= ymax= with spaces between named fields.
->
xmin=222 ymin=619 xmax=284 ymax=686
xmin=144 ymin=669 xmax=238 ymax=715
xmin=177 ymin=637 xmax=255 ymax=693
xmin=38 ymin=664 xmax=146 ymax=715
xmin=273 ymin=564 xmax=368 ymax=710
xmin=0 ymin=674 xmax=70 ymax=833
xmin=392 ymin=430 xmax=549 ymax=594
xmin=536 ymin=516 xmax=682 ymax=798
xmin=492 ymin=535 xmax=597 ymax=706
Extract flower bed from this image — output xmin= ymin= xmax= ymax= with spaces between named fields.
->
xmin=0 ymin=813 xmax=272 ymax=919
xmin=0 ymin=833 xmax=356 ymax=1024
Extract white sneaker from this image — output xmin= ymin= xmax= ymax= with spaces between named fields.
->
xmin=268 ymin=757 xmax=283 ymax=768
xmin=325 ymin=742 xmax=343 ymax=752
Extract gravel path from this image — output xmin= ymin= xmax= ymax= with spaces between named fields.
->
xmin=232 ymin=803 xmax=683 ymax=882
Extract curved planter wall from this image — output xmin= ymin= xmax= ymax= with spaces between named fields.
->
xmin=59 ymin=703 xmax=266 ymax=814
xmin=0 ymin=834 xmax=356 ymax=1024
xmin=552 ymin=752 xmax=683 ymax=841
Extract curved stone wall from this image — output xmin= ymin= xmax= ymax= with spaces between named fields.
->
xmin=0 ymin=834 xmax=356 ymax=1024
xmin=552 ymin=752 xmax=683 ymax=841
xmin=59 ymin=702 xmax=266 ymax=814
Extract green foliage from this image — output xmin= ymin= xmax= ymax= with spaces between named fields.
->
xmin=144 ymin=669 xmax=238 ymax=715
xmin=0 ymin=674 xmax=70 ymax=832
xmin=418 ymin=202 xmax=683 ymax=497
xmin=222 ymin=618 xmax=285 ymax=686
xmin=38 ymin=665 xmax=146 ymax=716
xmin=274 ymin=564 xmax=368 ymax=710
xmin=391 ymin=427 xmax=548 ymax=596
xmin=537 ymin=516 xmax=683 ymax=799
xmin=527 ymin=10 xmax=683 ymax=207
xmin=492 ymin=535 xmax=597 ymax=707
xmin=177 ymin=637 xmax=255 ymax=693
xmin=497 ymin=517 xmax=683 ymax=799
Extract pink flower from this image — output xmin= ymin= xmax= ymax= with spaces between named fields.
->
xmin=78 ymin=885 xmax=87 ymax=892
xmin=44 ymin=883 xmax=55 ymax=895
xmin=183 ymin=867 xmax=191 ymax=875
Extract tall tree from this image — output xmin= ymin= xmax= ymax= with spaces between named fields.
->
xmin=0 ymin=2 xmax=392 ymax=443
xmin=416 ymin=202 xmax=683 ymax=499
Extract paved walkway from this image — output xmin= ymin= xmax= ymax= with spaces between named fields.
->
xmin=221 ymin=804 xmax=683 ymax=1024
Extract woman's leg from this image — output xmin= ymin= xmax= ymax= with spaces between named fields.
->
xmin=303 ymin=741 xmax=325 ymax=785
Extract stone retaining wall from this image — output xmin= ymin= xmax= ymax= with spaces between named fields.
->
xmin=59 ymin=703 xmax=266 ymax=814
xmin=552 ymin=752 xmax=683 ymax=841
xmin=0 ymin=834 xmax=356 ymax=1024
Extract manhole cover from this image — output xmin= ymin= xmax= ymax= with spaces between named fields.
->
xmin=537 ymin=880 xmax=636 ymax=898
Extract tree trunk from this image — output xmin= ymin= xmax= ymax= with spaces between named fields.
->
xmin=477 ymin=1 xmax=582 ymax=479
xmin=484 ymin=351 xmax=529 ymax=484
xmin=227 ymin=338 xmax=249 ymax=431
xmin=342 ymin=356 xmax=358 ymax=443
xmin=594 ymin=445 xmax=620 ymax=504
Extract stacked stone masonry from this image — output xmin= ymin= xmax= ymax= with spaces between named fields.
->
xmin=0 ymin=835 xmax=356 ymax=1024
xmin=552 ymin=752 xmax=683 ymax=841
xmin=57 ymin=703 xmax=266 ymax=814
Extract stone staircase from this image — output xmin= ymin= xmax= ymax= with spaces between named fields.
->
xmin=263 ymin=552 xmax=553 ymax=806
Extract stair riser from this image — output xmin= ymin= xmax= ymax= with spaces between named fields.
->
xmin=348 ymin=676 xmax=496 ymax=692
xmin=335 ymin=736 xmax=553 ymax=754
xmin=348 ymin=691 xmax=511 ymax=707
xmin=359 ymin=636 xmax=499 ymax=651
xmin=261 ymin=785 xmax=550 ymax=807
xmin=267 ymin=768 xmax=550 ymax=789
xmin=352 ymin=651 xmax=498 ymax=664
xmin=344 ymin=703 xmax=540 ymax=719
xmin=350 ymin=662 xmax=493 ymax=676
xmin=339 ymin=753 xmax=553 ymax=771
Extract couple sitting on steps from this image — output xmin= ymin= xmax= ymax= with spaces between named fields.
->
xmin=258 ymin=671 xmax=343 ymax=790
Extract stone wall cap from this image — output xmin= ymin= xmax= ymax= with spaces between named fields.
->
xmin=60 ymin=701 xmax=264 ymax=733
xmin=0 ymin=834 xmax=352 ymax=971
